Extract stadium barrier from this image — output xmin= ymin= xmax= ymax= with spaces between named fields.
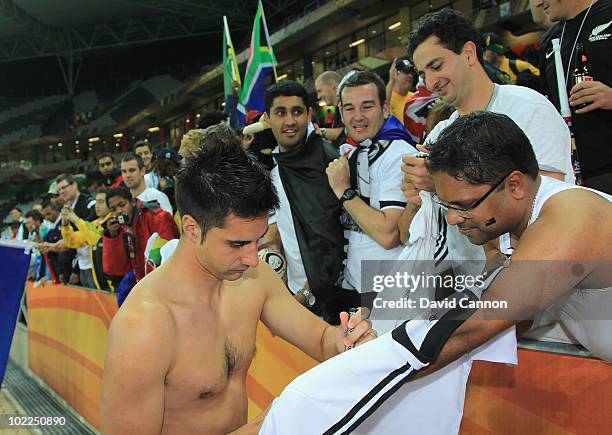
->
xmin=23 ymin=281 xmax=612 ymax=432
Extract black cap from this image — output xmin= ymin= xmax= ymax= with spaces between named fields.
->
xmin=157 ymin=148 xmax=180 ymax=164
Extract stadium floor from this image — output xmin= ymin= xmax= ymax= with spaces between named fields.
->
xmin=0 ymin=389 xmax=32 ymax=435
xmin=1 ymin=361 xmax=95 ymax=435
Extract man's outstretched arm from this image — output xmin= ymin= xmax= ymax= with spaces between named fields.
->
xmin=259 ymin=262 xmax=375 ymax=362
xmin=417 ymin=208 xmax=595 ymax=378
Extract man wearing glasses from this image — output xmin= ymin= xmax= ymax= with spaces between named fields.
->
xmin=432 ymin=170 xmax=513 ymax=224
xmin=427 ymin=112 xmax=612 ymax=364
xmin=258 ymin=112 xmax=612 ymax=434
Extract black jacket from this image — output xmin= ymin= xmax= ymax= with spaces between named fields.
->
xmin=539 ymin=0 xmax=612 ymax=178
xmin=275 ymin=133 xmax=345 ymax=306
xmin=72 ymin=193 xmax=97 ymax=221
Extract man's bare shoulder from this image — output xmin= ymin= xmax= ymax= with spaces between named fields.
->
xmin=109 ymin=274 xmax=176 ymax=358
xmin=224 ymin=261 xmax=282 ymax=295
xmin=516 ymin=188 xmax=612 ymax=261
xmin=543 ymin=187 xmax=612 ymax=217
xmin=117 ymin=267 xmax=172 ymax=311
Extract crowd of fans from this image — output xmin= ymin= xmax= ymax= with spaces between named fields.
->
xmin=1 ymin=140 xmax=183 ymax=298
xmin=2 ymin=5 xmax=609 ymax=321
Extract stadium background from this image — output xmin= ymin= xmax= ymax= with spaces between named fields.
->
xmin=4 ymin=1 xmax=610 ymax=434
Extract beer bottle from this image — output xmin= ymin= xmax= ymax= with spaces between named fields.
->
xmin=573 ymin=44 xmax=593 ymax=85
xmin=572 ymin=44 xmax=593 ymax=111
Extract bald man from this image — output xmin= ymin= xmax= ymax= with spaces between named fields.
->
xmin=314 ymin=71 xmax=345 ymax=145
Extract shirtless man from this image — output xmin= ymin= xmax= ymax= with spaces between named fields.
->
xmin=100 ymin=126 xmax=376 ymax=435
xmin=258 ymin=111 xmax=612 ymax=434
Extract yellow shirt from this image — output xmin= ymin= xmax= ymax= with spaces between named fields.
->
xmin=61 ymin=215 xmax=109 ymax=248
xmin=389 ymin=91 xmax=414 ymax=123
xmin=499 ymin=57 xmax=540 ymax=85
xmin=61 ymin=214 xmax=110 ymax=290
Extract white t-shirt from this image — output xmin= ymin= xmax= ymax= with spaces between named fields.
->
xmin=344 ymin=139 xmax=417 ymax=292
xmin=137 ymin=187 xmax=173 ymax=215
xmin=525 ymin=177 xmax=612 ymax=361
xmin=427 ymin=84 xmax=575 ymax=183
xmin=15 ymin=221 xmax=25 ymax=241
xmin=144 ymin=171 xmax=160 ymax=189
xmin=421 ymin=84 xmax=575 ymax=258
xmin=268 ymin=162 xmax=307 ymax=295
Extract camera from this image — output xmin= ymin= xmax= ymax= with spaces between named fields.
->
xmin=116 ymin=214 xmax=129 ymax=225
xmin=160 ymin=176 xmax=175 ymax=189
xmin=396 ymin=59 xmax=416 ymax=75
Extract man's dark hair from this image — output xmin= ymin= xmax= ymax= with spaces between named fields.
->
xmin=264 ymin=80 xmax=310 ymax=114
xmin=121 ymin=153 xmax=145 ymax=170
xmin=97 ymin=152 xmax=115 ymax=163
xmin=175 ymin=124 xmax=279 ymax=241
xmin=198 ymin=111 xmax=228 ymax=129
xmin=25 ymin=210 xmax=43 ymax=223
xmin=133 ymin=140 xmax=151 ymax=153
xmin=407 ymin=9 xmax=484 ymax=66
xmin=56 ymin=173 xmax=76 ymax=185
xmin=12 ymin=207 xmax=22 ymax=213
xmin=41 ymin=200 xmax=60 ymax=211
xmin=427 ymin=111 xmax=539 ymax=185
xmin=106 ymin=186 xmax=133 ymax=206
xmin=337 ymin=71 xmax=386 ymax=108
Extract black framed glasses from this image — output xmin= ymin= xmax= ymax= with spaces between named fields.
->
xmin=432 ymin=172 xmax=512 ymax=218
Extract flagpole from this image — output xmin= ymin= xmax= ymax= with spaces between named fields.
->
xmin=258 ymin=0 xmax=278 ymax=82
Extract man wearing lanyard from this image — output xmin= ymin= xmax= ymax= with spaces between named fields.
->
xmin=538 ymin=0 xmax=612 ymax=193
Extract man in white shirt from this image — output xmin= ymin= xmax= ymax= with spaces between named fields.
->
xmin=314 ymin=71 xmax=345 ymax=145
xmin=260 ymin=112 xmax=611 ymax=434
xmin=326 ymin=71 xmax=417 ymax=301
xmin=402 ymin=8 xmax=573 ymax=262
xmin=120 ymin=153 xmax=173 ymax=215
xmin=134 ymin=140 xmax=160 ymax=189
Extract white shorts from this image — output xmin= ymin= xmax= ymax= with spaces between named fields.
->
xmin=261 ymin=266 xmax=517 ymax=434
xmin=261 ymin=321 xmax=516 ymax=434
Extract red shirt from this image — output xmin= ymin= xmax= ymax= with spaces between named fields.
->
xmin=102 ymin=202 xmax=179 ymax=281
